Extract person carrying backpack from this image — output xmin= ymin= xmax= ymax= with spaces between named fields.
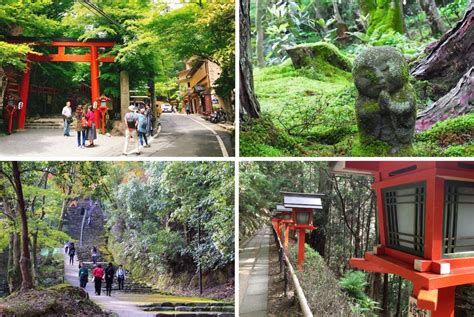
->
xmin=137 ymin=107 xmax=150 ymax=150
xmin=116 ymin=265 xmax=125 ymax=290
xmin=78 ymin=261 xmax=89 ymax=289
xmin=104 ymin=262 xmax=115 ymax=296
xmin=92 ymin=264 xmax=104 ymax=295
xmin=68 ymin=243 xmax=76 ymax=265
xmin=122 ymin=105 xmax=139 ymax=155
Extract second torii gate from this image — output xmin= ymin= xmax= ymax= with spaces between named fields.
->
xmin=8 ymin=37 xmax=116 ymax=129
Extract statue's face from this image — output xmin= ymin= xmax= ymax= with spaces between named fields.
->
xmin=353 ymin=47 xmax=407 ymax=98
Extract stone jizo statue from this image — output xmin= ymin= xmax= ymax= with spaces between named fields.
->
xmin=353 ymin=46 xmax=416 ymax=153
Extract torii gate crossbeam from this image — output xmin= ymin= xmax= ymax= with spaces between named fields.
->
xmin=7 ymin=37 xmax=116 ymax=129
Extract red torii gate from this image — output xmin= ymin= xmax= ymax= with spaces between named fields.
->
xmin=8 ymin=37 xmax=116 ymax=129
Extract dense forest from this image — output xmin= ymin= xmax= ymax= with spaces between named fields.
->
xmin=239 ymin=161 xmax=473 ymax=316
xmin=240 ymin=0 xmax=473 ymax=157
xmin=0 ymin=0 xmax=235 ymax=115
xmin=0 ymin=161 xmax=234 ymax=314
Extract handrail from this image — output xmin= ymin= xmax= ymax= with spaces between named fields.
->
xmin=271 ymin=225 xmax=313 ymax=317
xmin=79 ymin=206 xmax=88 ymax=247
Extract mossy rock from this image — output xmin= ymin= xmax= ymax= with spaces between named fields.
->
xmin=286 ymin=42 xmax=352 ymax=72
xmin=0 ymin=284 xmax=108 ymax=316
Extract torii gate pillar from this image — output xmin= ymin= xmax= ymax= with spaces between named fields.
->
xmin=18 ymin=60 xmax=31 ymax=130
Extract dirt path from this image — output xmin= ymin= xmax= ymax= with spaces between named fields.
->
xmin=63 ymin=251 xmax=155 ymax=317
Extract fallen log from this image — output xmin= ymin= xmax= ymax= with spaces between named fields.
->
xmin=416 ymin=67 xmax=474 ymax=131
xmin=411 ymin=5 xmax=474 ymax=95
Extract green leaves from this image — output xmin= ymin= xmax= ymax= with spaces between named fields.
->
xmin=105 ymin=161 xmax=234 ymax=274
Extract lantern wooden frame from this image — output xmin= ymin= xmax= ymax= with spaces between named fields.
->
xmin=332 ymin=161 xmax=474 ymax=317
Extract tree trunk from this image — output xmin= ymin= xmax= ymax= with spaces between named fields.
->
xmin=310 ymin=166 xmax=331 ymax=256
xmin=333 ymin=0 xmax=349 ymax=44
xmin=381 ymin=273 xmax=389 ymax=316
xmin=395 ymin=275 xmax=402 ymax=317
xmin=7 ymin=232 xmax=21 ymax=293
xmin=359 ymin=0 xmax=405 ymax=34
xmin=240 ymin=0 xmax=261 ymax=119
xmin=411 ymin=6 xmax=474 ymax=95
xmin=31 ymin=232 xmax=38 ymax=286
xmin=255 ymin=0 xmax=265 ymax=67
xmin=416 ymin=67 xmax=474 ymax=131
xmin=419 ymin=0 xmax=446 ymax=35
xmin=12 ymin=161 xmax=33 ymax=291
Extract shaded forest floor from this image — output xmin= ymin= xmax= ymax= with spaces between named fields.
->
xmin=240 ymin=51 xmax=473 ymax=157
xmin=267 ymin=237 xmax=301 ymax=316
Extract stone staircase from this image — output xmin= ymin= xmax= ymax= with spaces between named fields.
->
xmin=63 ymin=199 xmax=109 ymax=262
xmin=25 ymin=116 xmax=64 ymax=129
xmin=62 ymin=199 xmax=156 ymax=293
xmin=139 ymin=301 xmax=235 ymax=316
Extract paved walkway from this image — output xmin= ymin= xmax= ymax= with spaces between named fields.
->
xmin=0 ymin=114 xmax=234 ymax=158
xmin=239 ymin=226 xmax=271 ymax=317
xmin=63 ymin=251 xmax=154 ymax=317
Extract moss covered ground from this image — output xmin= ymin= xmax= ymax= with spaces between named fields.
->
xmin=240 ymin=50 xmax=473 ymax=157
xmin=0 ymin=284 xmax=108 ymax=317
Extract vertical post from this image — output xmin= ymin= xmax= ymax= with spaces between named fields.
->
xmin=18 ymin=60 xmax=31 ymax=130
xmin=297 ymin=229 xmax=305 ymax=271
xmin=198 ymin=206 xmax=203 ymax=295
xmin=120 ymin=70 xmax=130 ymax=120
xmin=284 ymin=224 xmax=289 ymax=251
xmin=432 ymin=286 xmax=455 ymax=317
xmin=90 ymin=45 xmax=100 ymax=127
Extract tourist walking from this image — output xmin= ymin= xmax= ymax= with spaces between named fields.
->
xmin=145 ymin=104 xmax=153 ymax=137
xmin=68 ymin=242 xmax=76 ymax=265
xmin=185 ymin=102 xmax=190 ymax=115
xmin=78 ymin=261 xmax=89 ymax=289
xmin=64 ymin=241 xmax=70 ymax=254
xmin=105 ymin=262 xmax=115 ymax=296
xmin=92 ymin=264 xmax=104 ymax=295
xmin=62 ymin=101 xmax=72 ymax=136
xmin=75 ymin=105 xmax=86 ymax=148
xmin=116 ymin=265 xmax=125 ymax=290
xmin=91 ymin=246 xmax=98 ymax=264
xmin=123 ymin=105 xmax=139 ymax=155
xmin=138 ymin=107 xmax=150 ymax=150
xmin=85 ymin=105 xmax=97 ymax=147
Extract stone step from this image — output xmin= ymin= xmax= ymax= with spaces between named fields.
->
xmin=155 ymin=313 xmax=234 ymax=317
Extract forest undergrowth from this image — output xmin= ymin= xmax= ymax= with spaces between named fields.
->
xmin=240 ymin=0 xmax=474 ymax=157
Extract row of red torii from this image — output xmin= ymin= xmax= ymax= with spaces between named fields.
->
xmin=272 ymin=161 xmax=474 ymax=317
xmin=7 ymin=37 xmax=116 ymax=130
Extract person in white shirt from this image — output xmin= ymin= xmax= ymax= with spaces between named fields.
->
xmin=62 ymin=101 xmax=72 ymax=137
xmin=116 ymin=265 xmax=126 ymax=290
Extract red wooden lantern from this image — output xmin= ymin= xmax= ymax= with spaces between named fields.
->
xmin=95 ymin=95 xmax=111 ymax=134
xmin=282 ymin=192 xmax=323 ymax=271
xmin=5 ymin=94 xmax=21 ymax=134
xmin=272 ymin=204 xmax=293 ymax=250
xmin=332 ymin=161 xmax=474 ymax=317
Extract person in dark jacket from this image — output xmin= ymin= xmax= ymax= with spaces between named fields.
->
xmin=104 ymin=262 xmax=115 ymax=296
xmin=68 ymin=242 xmax=76 ymax=265
xmin=78 ymin=261 xmax=89 ymax=289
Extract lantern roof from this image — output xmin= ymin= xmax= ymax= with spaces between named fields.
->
xmin=281 ymin=191 xmax=324 ymax=209
xmin=275 ymin=204 xmax=292 ymax=212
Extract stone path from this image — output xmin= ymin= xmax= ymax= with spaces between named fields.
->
xmin=239 ymin=226 xmax=271 ymax=317
xmin=63 ymin=251 xmax=155 ymax=317
xmin=0 ymin=114 xmax=234 ymax=157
